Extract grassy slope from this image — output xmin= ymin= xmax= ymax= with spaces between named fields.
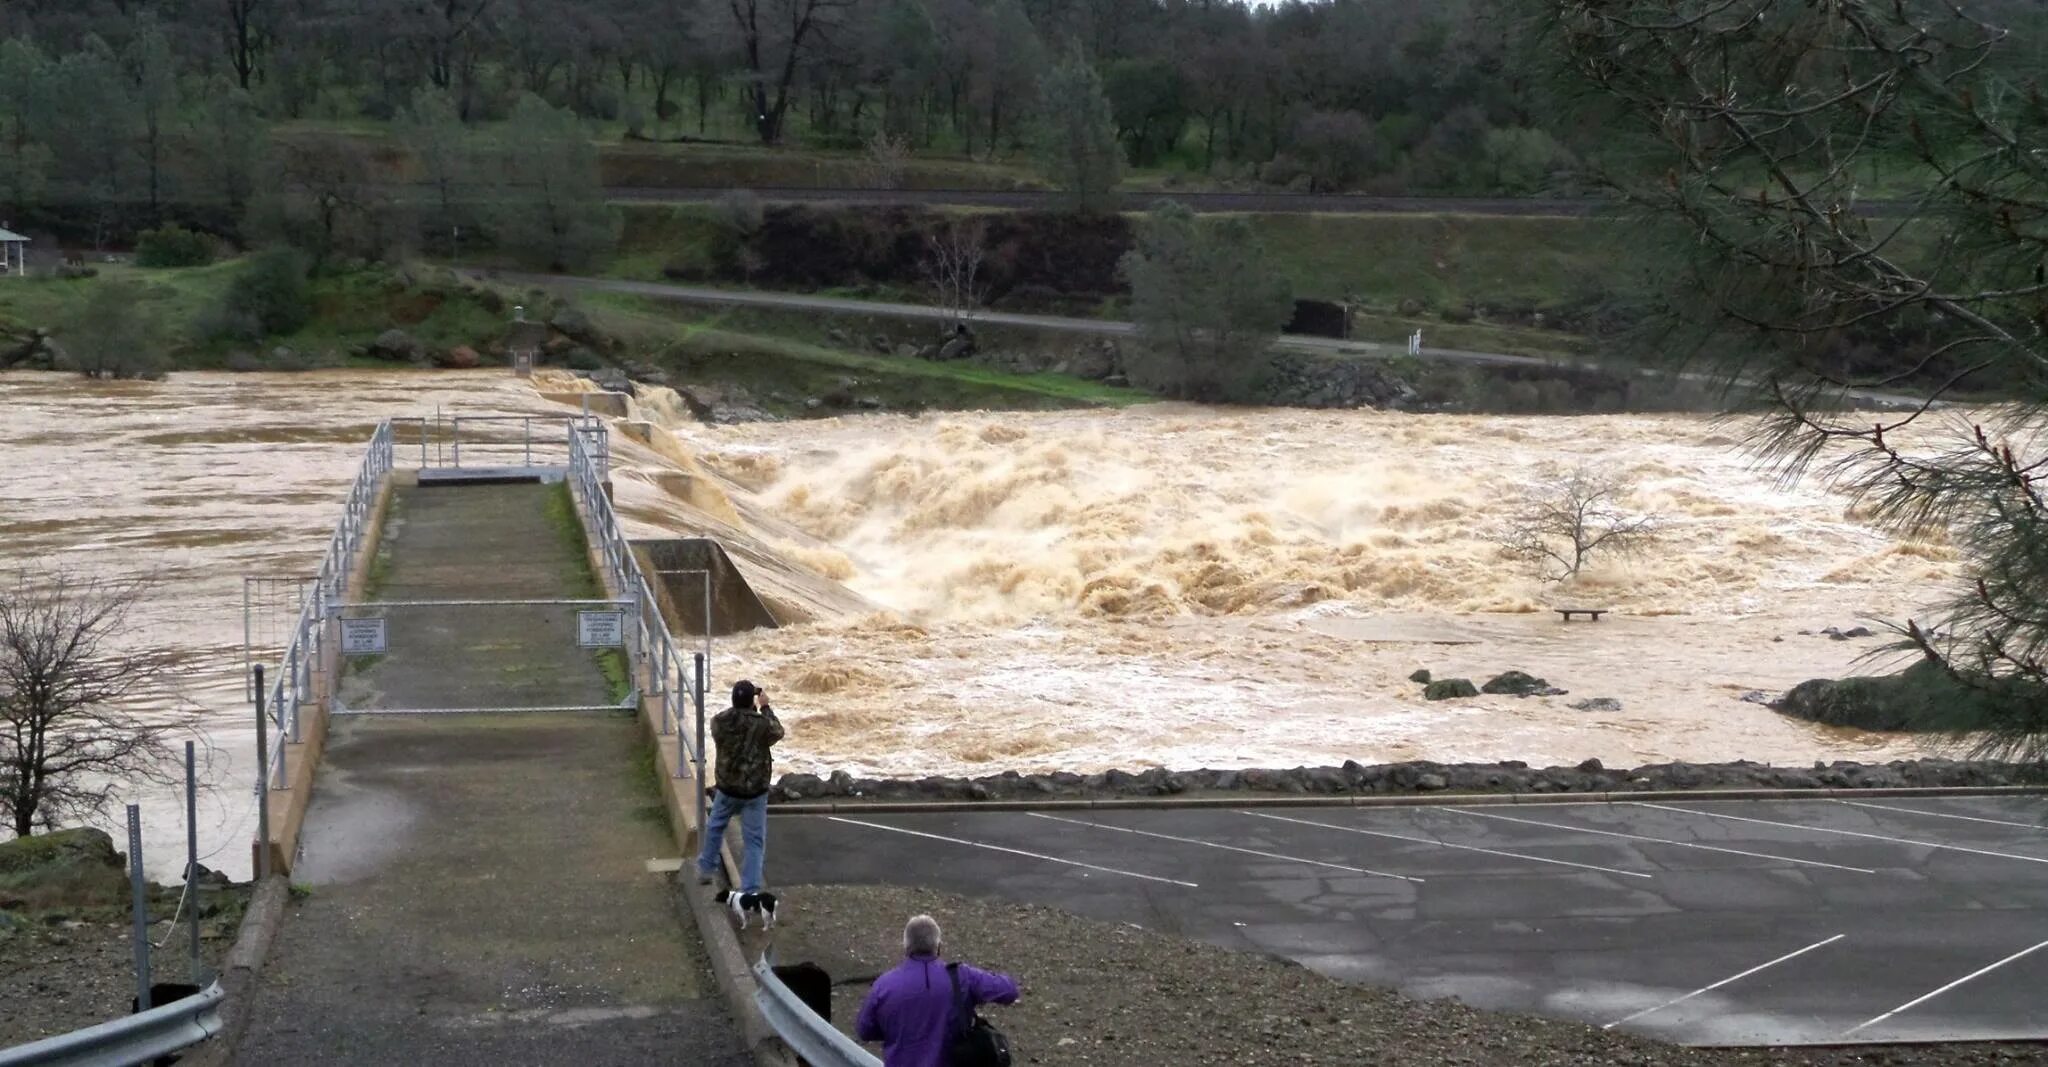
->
xmin=577 ymin=289 xmax=1143 ymax=412
xmin=0 ymin=256 xmax=1134 ymax=414
xmin=609 ymin=204 xmax=1623 ymax=359
xmin=0 ymin=262 xmax=506 ymax=368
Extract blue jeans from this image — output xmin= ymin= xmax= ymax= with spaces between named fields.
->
xmin=696 ymin=790 xmax=768 ymax=893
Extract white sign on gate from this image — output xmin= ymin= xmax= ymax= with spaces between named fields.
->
xmin=341 ymin=617 xmax=387 ymax=655
xmin=579 ymin=610 xmax=625 ymax=648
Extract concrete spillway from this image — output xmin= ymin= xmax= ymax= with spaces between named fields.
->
xmin=634 ymin=538 xmax=780 ymax=637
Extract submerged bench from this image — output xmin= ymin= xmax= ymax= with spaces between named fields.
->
xmin=1556 ymin=608 xmax=1607 ymax=622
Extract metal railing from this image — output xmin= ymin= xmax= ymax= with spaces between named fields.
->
xmin=258 ymin=421 xmax=395 ymax=791
xmin=0 ymin=981 xmax=225 ymax=1067
xmin=752 ymin=955 xmax=880 ymax=1067
xmin=566 ymin=422 xmax=708 ymax=817
xmin=393 ymin=412 xmax=591 ymax=471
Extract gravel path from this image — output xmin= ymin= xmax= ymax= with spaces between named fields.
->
xmin=775 ymin=884 xmax=2048 ymax=1067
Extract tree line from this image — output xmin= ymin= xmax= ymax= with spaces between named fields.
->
xmin=0 ymin=0 xmax=1581 ymax=217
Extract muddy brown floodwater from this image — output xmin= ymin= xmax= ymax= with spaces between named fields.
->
xmin=3 ymin=370 xmax=1969 ymax=876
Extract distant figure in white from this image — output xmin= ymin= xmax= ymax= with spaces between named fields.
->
xmin=1408 ymin=330 xmax=1423 ymax=356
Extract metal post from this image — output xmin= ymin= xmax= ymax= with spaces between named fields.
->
xmin=242 ymin=580 xmax=252 ymax=705
xmin=127 ymin=804 xmax=151 ymax=1011
xmin=185 ymin=741 xmax=202 ymax=984
xmin=254 ymin=666 xmax=270 ymax=881
xmin=659 ymin=634 xmax=672 ymax=736
xmin=452 ymin=416 xmax=461 ymax=468
xmin=702 ymin=574 xmax=713 ymax=710
xmin=419 ymin=418 xmax=428 ymax=468
xmin=523 ymin=418 xmax=532 ymax=468
xmin=693 ymin=652 xmax=707 ymax=833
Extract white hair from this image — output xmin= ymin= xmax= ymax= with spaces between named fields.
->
xmin=904 ymin=914 xmax=943 ymax=957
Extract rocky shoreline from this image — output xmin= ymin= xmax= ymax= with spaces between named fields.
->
xmin=771 ymin=756 xmax=2041 ymax=804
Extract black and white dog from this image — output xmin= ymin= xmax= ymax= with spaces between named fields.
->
xmin=715 ymin=889 xmax=778 ymax=929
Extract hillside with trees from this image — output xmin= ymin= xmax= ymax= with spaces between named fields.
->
xmin=0 ymin=0 xmax=1584 ymax=247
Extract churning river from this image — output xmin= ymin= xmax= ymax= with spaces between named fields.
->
xmin=4 ymin=369 xmax=1964 ymax=875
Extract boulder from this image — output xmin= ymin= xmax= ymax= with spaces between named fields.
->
xmin=1773 ymin=658 xmax=2014 ymax=732
xmin=1569 ymin=697 xmax=1623 ymax=713
xmin=1482 ymin=670 xmax=1552 ymax=697
xmin=367 ymin=329 xmax=422 ymax=362
xmin=938 ymin=336 xmax=973 ymax=361
xmin=1408 ymin=669 xmax=1432 ymax=684
xmin=0 ymin=828 xmax=129 ymax=910
xmin=548 ymin=306 xmax=600 ymax=347
xmin=1423 ymin=678 xmax=1479 ymax=701
xmin=437 ymin=344 xmax=482 ymax=369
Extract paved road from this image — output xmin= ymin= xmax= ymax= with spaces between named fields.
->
xmin=769 ymin=796 xmax=2048 ymax=1047
xmin=498 ymin=271 xmax=1933 ymax=409
xmin=236 ymin=482 xmax=746 ymax=1065
xmin=605 ymin=186 xmax=1923 ymax=218
xmin=607 ymin=187 xmax=1610 ymax=216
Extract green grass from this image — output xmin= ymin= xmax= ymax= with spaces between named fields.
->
xmin=0 ymin=259 xmax=511 ymax=370
xmin=1246 ymin=212 xmax=1625 ymax=310
xmin=533 ymin=481 xmax=638 ymax=703
xmin=581 ymin=291 xmax=1145 ymax=410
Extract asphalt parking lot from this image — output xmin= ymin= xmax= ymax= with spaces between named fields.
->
xmin=768 ymin=795 xmax=2048 ymax=1046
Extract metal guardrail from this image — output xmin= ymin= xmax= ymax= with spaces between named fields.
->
xmin=0 ymin=981 xmax=225 ymax=1067
xmin=566 ymin=421 xmax=710 ymax=813
xmin=259 ymin=421 xmax=394 ymax=790
xmin=752 ymin=955 xmax=881 ymax=1067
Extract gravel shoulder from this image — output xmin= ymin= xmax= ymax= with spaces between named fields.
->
xmin=774 ymin=884 xmax=2048 ymax=1067
xmin=0 ymin=884 xmax=251 ymax=1046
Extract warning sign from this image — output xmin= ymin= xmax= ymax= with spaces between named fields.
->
xmin=579 ymin=611 xmax=625 ymax=648
xmin=341 ymin=617 xmax=387 ymax=655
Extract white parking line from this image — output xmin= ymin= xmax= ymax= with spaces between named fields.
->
xmin=1442 ymin=808 xmax=1877 ymax=874
xmin=1844 ymin=939 xmax=2048 ymax=1036
xmin=1631 ymin=802 xmax=2048 ymax=865
xmin=1240 ymin=810 xmax=1653 ymax=879
xmin=1604 ymin=934 xmax=1845 ymax=1029
xmin=1027 ymin=813 xmax=1425 ymax=883
xmin=826 ymin=817 xmax=1199 ymax=887
xmin=1834 ymin=799 xmax=2048 ymax=832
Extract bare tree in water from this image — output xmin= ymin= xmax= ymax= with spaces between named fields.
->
xmin=1500 ymin=466 xmax=1657 ymax=582
xmin=0 ymin=573 xmax=184 ymax=839
xmin=1518 ymin=0 xmax=2048 ymax=760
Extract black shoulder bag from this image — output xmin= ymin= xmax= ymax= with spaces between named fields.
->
xmin=945 ymin=962 xmax=1013 ymax=1067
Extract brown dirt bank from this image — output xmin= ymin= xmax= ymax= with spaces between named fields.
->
xmin=769 ymin=757 xmax=2043 ymax=805
xmin=777 ymin=883 xmax=2047 ymax=1067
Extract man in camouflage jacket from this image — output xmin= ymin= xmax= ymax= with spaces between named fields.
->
xmin=696 ymin=678 xmax=784 ymax=893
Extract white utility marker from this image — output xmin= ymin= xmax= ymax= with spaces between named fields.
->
xmin=1604 ymin=934 xmax=1845 ymax=1029
xmin=1632 ymin=802 xmax=2048 ymax=865
xmin=1241 ymin=810 xmax=1653 ymax=879
xmin=1833 ymin=799 xmax=2048 ymax=833
xmin=1442 ymin=808 xmax=1877 ymax=874
xmin=1844 ymin=939 xmax=2048 ymax=1036
xmin=827 ymin=817 xmax=1198 ymax=887
xmin=1028 ymin=813 xmax=1424 ymax=883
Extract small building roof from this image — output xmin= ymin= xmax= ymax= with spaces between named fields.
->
xmin=0 ymin=228 xmax=28 ymax=243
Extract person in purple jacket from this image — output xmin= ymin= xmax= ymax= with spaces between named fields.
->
xmin=855 ymin=914 xmax=1020 ymax=1067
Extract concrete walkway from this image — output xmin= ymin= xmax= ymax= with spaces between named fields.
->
xmin=236 ymin=483 xmax=746 ymax=1065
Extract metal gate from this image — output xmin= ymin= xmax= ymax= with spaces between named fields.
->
xmin=243 ymin=577 xmax=313 ymax=704
xmin=329 ymin=598 xmax=641 ymax=715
